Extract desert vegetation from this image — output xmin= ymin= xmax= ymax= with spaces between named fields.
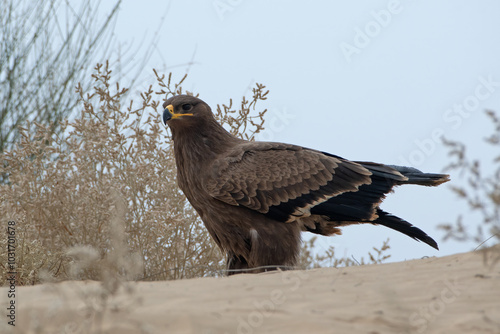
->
xmin=439 ymin=110 xmax=500 ymax=246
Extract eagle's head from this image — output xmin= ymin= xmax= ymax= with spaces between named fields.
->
xmin=162 ymin=95 xmax=213 ymax=128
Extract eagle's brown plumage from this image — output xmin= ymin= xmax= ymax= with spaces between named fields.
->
xmin=162 ymin=95 xmax=450 ymax=274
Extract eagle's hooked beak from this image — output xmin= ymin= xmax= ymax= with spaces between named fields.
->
xmin=163 ymin=104 xmax=194 ymax=125
xmin=163 ymin=105 xmax=175 ymax=124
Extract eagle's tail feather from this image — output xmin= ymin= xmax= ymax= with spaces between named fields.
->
xmin=387 ymin=165 xmax=450 ymax=186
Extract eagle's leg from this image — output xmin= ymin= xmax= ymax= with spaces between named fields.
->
xmin=227 ymin=251 xmax=281 ymax=275
xmin=226 ymin=254 xmax=287 ymax=275
xmin=226 ymin=253 xmax=250 ymax=276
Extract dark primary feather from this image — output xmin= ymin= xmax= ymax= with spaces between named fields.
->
xmin=372 ymin=209 xmax=439 ymax=249
xmin=163 ymin=95 xmax=449 ymax=273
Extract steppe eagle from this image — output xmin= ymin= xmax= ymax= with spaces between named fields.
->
xmin=162 ymin=95 xmax=449 ymax=274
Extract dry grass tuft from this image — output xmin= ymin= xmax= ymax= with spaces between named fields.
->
xmin=298 ymin=237 xmax=391 ymax=269
xmin=440 ymin=110 xmax=500 ymax=245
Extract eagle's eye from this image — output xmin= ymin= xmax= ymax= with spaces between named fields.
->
xmin=181 ymin=104 xmax=193 ymax=112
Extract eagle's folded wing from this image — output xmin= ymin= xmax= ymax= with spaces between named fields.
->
xmin=205 ymin=142 xmax=405 ymax=223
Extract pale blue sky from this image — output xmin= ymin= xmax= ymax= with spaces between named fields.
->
xmin=98 ymin=0 xmax=500 ymax=263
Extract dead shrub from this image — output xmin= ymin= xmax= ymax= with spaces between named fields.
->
xmin=0 ymin=62 xmax=269 ymax=284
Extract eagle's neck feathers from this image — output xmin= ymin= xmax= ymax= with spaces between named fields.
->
xmin=171 ymin=118 xmax=241 ymax=195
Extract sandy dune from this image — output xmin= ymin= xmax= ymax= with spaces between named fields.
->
xmin=2 ymin=246 xmax=499 ymax=333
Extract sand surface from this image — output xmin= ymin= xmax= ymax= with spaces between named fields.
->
xmin=2 ymin=247 xmax=499 ymax=334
